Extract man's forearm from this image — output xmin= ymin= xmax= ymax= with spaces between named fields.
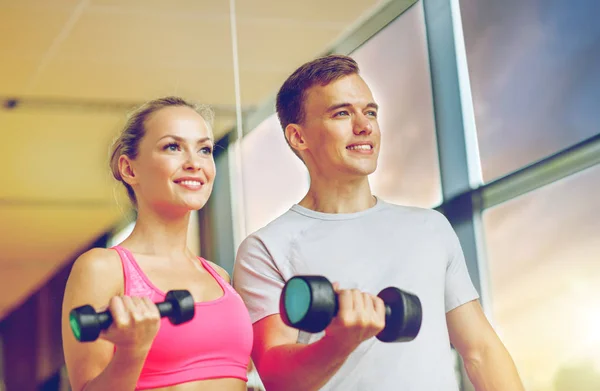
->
xmin=464 ymin=343 xmax=525 ymax=391
xmin=257 ymin=335 xmax=355 ymax=391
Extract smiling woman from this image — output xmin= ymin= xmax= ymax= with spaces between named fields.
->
xmin=109 ymin=97 xmax=216 ymax=210
xmin=61 ymin=96 xmax=253 ymax=391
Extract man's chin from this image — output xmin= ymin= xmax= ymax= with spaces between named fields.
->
xmin=351 ymin=161 xmax=378 ymax=175
xmin=340 ymin=165 xmax=378 ymax=178
xmin=347 ymin=156 xmax=378 ymax=171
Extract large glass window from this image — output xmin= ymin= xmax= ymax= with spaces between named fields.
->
xmin=461 ymin=0 xmax=600 ymax=181
xmin=352 ymin=2 xmax=442 ymax=208
xmin=482 ymin=164 xmax=600 ymax=390
xmin=240 ymin=114 xmax=309 ymax=236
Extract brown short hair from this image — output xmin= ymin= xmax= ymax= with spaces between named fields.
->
xmin=276 ymin=55 xmax=359 ymax=151
xmin=109 ymin=96 xmax=214 ymax=207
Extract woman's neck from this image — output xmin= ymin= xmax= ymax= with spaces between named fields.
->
xmin=120 ymin=204 xmax=194 ymax=260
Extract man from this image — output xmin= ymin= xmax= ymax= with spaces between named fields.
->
xmin=233 ymin=55 xmax=524 ymax=390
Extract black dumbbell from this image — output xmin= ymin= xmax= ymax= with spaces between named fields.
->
xmin=279 ymin=275 xmax=422 ymax=342
xmin=69 ymin=290 xmax=195 ymax=342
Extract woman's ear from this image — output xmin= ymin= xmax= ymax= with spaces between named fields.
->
xmin=118 ymin=155 xmax=138 ymax=186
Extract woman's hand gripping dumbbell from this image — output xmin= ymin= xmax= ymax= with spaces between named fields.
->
xmin=279 ymin=276 xmax=422 ymax=343
xmin=69 ymin=290 xmax=195 ymax=344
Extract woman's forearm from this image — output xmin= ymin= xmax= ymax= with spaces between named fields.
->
xmin=80 ymin=348 xmax=148 ymax=391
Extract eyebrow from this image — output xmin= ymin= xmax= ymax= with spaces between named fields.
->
xmin=326 ymin=102 xmax=379 ymax=112
xmin=158 ymin=135 xmax=213 ymax=144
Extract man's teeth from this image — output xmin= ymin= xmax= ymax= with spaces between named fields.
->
xmin=180 ymin=180 xmax=201 ymax=186
xmin=347 ymin=145 xmax=372 ymax=150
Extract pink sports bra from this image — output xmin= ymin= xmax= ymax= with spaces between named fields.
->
xmin=112 ymin=246 xmax=253 ymax=390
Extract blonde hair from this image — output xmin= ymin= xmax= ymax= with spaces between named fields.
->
xmin=109 ymin=96 xmax=214 ymax=207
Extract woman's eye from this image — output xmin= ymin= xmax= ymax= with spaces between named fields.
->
xmin=164 ymin=142 xmax=180 ymax=151
xmin=200 ymin=146 xmax=213 ymax=155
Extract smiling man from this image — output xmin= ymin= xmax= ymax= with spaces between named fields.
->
xmin=233 ymin=55 xmax=524 ymax=390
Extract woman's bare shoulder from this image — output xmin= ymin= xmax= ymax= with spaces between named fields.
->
xmin=71 ymin=247 xmax=122 ymax=275
xmin=205 ymin=260 xmax=231 ymax=284
xmin=66 ymin=247 xmax=124 ymax=297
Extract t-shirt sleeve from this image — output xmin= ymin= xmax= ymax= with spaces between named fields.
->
xmin=233 ymin=234 xmax=285 ymax=324
xmin=438 ymin=214 xmax=480 ymax=313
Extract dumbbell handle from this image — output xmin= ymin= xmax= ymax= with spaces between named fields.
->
xmin=70 ymin=290 xmax=195 ymax=343
xmin=92 ymin=301 xmax=175 ymax=331
xmin=307 ymin=280 xmax=393 ymax=321
xmin=314 ymin=283 xmax=421 ymax=342
xmin=329 ymin=297 xmax=393 ymax=323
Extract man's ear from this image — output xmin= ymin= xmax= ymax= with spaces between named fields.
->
xmin=285 ymin=124 xmax=308 ymax=154
xmin=118 ymin=155 xmax=138 ymax=186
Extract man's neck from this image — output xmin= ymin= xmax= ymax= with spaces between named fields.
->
xmin=299 ymin=176 xmax=376 ymax=214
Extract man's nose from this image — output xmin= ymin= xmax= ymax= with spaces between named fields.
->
xmin=354 ymin=113 xmax=373 ymax=135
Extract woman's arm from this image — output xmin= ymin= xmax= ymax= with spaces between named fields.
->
xmin=61 ymin=248 xmax=159 ymax=391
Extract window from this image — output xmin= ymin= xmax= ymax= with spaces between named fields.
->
xmin=461 ymin=0 xmax=600 ymax=181
xmin=352 ymin=2 xmax=442 ymax=208
xmin=106 ymin=221 xmax=135 ymax=248
xmin=240 ymin=114 xmax=309 ymax=236
xmin=482 ymin=164 xmax=600 ymax=390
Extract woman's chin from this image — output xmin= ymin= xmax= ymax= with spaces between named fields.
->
xmin=149 ymin=200 xmax=206 ymax=216
xmin=180 ymin=198 xmax=209 ymax=211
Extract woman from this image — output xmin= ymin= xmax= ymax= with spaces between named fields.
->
xmin=61 ymin=96 xmax=253 ymax=391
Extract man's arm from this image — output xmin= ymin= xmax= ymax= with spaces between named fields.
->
xmin=447 ymin=300 xmax=525 ymax=391
xmin=252 ymin=315 xmax=350 ymax=391
xmin=234 ymin=235 xmax=385 ymax=390
xmin=252 ymin=289 xmax=386 ymax=391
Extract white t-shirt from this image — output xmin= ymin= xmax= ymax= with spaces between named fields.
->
xmin=233 ymin=198 xmax=479 ymax=390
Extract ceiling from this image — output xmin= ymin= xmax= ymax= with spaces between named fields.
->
xmin=0 ymin=0 xmax=385 ymax=319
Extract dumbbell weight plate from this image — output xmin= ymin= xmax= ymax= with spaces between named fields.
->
xmin=283 ymin=277 xmax=312 ymax=325
xmin=376 ymin=287 xmax=422 ymax=342
xmin=162 ymin=290 xmax=195 ymax=325
xmin=69 ymin=304 xmax=115 ymax=343
xmin=280 ymin=276 xmax=337 ymax=333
